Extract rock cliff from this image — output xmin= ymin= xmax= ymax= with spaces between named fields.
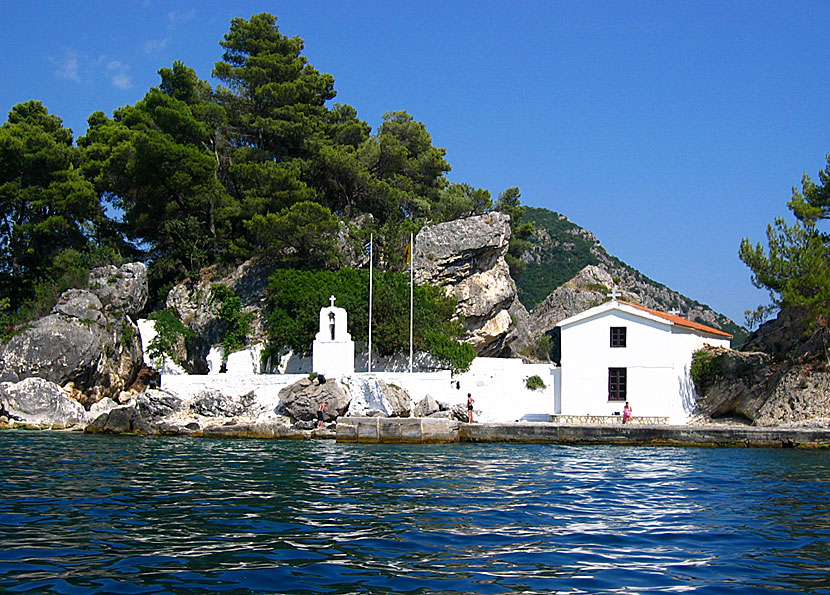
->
xmin=413 ymin=212 xmax=517 ymax=355
xmin=692 ymin=309 xmax=830 ymax=426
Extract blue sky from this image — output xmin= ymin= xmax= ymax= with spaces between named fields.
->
xmin=2 ymin=1 xmax=828 ymax=326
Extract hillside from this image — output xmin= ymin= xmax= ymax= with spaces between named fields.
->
xmin=517 ymin=207 xmax=748 ymax=347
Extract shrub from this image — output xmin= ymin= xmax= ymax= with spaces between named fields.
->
xmin=691 ymin=349 xmax=722 ymax=393
xmin=210 ymin=284 xmax=253 ymax=363
xmin=147 ymin=309 xmax=194 ymax=367
xmin=526 ymin=375 xmax=546 ymax=390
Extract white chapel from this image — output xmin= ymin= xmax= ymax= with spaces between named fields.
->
xmin=554 ymin=297 xmax=732 ymax=424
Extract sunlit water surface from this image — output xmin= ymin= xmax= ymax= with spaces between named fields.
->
xmin=1 ymin=432 xmax=830 ymax=594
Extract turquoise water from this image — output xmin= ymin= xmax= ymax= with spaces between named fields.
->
xmin=1 ymin=432 xmax=830 ymax=594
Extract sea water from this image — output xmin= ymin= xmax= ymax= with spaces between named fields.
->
xmin=1 ymin=431 xmax=829 ymax=594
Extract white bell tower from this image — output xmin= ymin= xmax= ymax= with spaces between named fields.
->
xmin=312 ymin=295 xmax=355 ymax=378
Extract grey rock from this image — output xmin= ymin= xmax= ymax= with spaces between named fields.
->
xmin=136 ymin=389 xmax=185 ymax=420
xmin=190 ymin=389 xmax=244 ymax=418
xmin=383 ymin=382 xmax=411 ymax=417
xmin=0 ymin=266 xmax=146 ymax=403
xmin=414 ymin=213 xmax=517 ymax=355
xmin=166 ymin=259 xmax=274 ymax=373
xmin=88 ymin=262 xmax=148 ymax=317
xmin=85 ymin=405 xmax=155 ymax=434
xmin=279 ymin=377 xmax=351 ymax=424
xmin=0 ymin=377 xmax=86 ymax=429
xmin=450 ymin=403 xmax=469 ymax=423
xmin=413 ymin=394 xmax=440 ymax=417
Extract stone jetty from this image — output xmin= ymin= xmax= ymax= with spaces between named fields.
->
xmin=336 ymin=417 xmax=830 ymax=448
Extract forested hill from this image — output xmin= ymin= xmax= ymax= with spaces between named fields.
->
xmin=517 ymin=207 xmax=748 ymax=346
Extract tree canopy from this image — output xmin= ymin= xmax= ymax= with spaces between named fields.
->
xmin=1 ymin=11 xmax=528 ymax=365
xmin=740 ymin=155 xmax=830 ymax=327
xmin=0 ymin=101 xmax=101 ymax=308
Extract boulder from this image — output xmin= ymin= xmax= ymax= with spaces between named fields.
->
xmin=136 ymin=389 xmax=185 ymax=421
xmin=190 ymin=389 xmax=244 ymax=418
xmin=0 ymin=377 xmax=86 ymax=429
xmin=88 ymin=262 xmax=148 ymax=317
xmin=279 ymin=377 xmax=351 ymax=424
xmin=85 ymin=405 xmax=155 ymax=434
xmin=0 ymin=265 xmax=146 ymax=403
xmin=414 ymin=212 xmax=517 ymax=355
xmin=383 ymin=382 xmax=412 ymax=417
xmin=413 ymin=394 xmax=440 ymax=417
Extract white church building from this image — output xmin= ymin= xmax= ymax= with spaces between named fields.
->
xmin=554 ymin=297 xmax=732 ymax=424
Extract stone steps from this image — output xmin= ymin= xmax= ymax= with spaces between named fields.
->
xmin=549 ymin=415 xmax=668 ymax=425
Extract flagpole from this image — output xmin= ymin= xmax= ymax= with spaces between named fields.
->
xmin=409 ymin=232 xmax=414 ymax=374
xmin=368 ymin=233 xmax=373 ymax=373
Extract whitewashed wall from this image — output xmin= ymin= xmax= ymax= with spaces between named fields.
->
xmin=559 ymin=309 xmax=676 ymax=420
xmin=559 ymin=308 xmax=731 ymax=423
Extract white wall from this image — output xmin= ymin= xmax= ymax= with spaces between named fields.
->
xmin=560 ymin=310 xmax=676 ymax=420
xmin=559 ymin=309 xmax=732 ymax=423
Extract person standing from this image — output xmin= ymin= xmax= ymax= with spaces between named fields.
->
xmin=317 ymin=401 xmax=327 ymax=429
xmin=467 ymin=393 xmax=475 ymax=423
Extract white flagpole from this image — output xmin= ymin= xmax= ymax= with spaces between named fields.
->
xmin=409 ymin=232 xmax=414 ymax=374
xmin=368 ymin=233 xmax=373 ymax=373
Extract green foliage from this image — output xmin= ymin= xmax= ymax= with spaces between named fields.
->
xmin=210 ymin=284 xmax=253 ymax=361
xmin=262 ymin=268 xmax=473 ymax=371
xmin=432 ymin=183 xmax=491 ymax=222
xmin=514 ymin=207 xmax=601 ymax=309
xmin=520 ymin=334 xmax=553 ymax=361
xmin=525 ymin=375 xmax=547 ymax=391
xmin=495 ymin=187 xmax=535 ymax=278
xmin=246 ymin=201 xmax=340 ymax=269
xmin=0 ymin=101 xmax=102 ymax=309
xmin=690 ymin=349 xmax=722 ymax=393
xmin=147 ymin=308 xmax=194 ymax=366
xmin=740 ymin=156 xmax=830 ymax=328
xmin=423 ymin=330 xmax=476 ymax=374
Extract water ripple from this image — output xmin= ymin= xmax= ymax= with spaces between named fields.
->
xmin=2 ymin=432 xmax=830 ymax=593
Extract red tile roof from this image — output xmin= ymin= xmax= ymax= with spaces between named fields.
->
xmin=619 ymin=300 xmax=733 ymax=338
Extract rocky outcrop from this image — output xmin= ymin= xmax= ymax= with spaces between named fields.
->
xmin=0 ymin=377 xmax=87 ymax=429
xmin=414 ymin=212 xmax=517 ymax=355
xmin=693 ymin=311 xmax=830 ymax=427
xmin=165 ymin=258 xmax=274 ymax=373
xmin=88 ymin=262 xmax=148 ymax=317
xmin=0 ymin=263 xmax=147 ymax=403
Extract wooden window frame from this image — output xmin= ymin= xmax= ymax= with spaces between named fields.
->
xmin=610 ymin=326 xmax=627 ymax=348
xmin=608 ymin=367 xmax=627 ymax=401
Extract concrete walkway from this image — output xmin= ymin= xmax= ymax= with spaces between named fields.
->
xmin=336 ymin=417 xmax=830 ymax=448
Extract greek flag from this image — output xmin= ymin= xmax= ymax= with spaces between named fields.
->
xmin=363 ymin=240 xmax=372 ymax=256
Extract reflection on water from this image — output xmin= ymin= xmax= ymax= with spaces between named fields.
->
xmin=1 ymin=432 xmax=830 ymax=593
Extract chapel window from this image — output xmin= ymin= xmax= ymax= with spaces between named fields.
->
xmin=608 ymin=367 xmax=627 ymax=401
xmin=610 ymin=326 xmax=627 ymax=348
